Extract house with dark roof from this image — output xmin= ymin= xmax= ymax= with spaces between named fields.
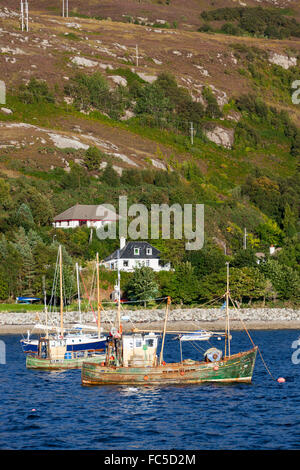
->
xmin=53 ymin=204 xmax=119 ymax=229
xmin=102 ymin=238 xmax=171 ymax=272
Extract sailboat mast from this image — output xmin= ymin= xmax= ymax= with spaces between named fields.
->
xmin=225 ymin=261 xmax=231 ymax=357
xmin=117 ymin=249 xmax=121 ymax=332
xmin=159 ymin=296 xmax=171 ymax=365
xmin=76 ymin=262 xmax=82 ymax=325
xmin=43 ymin=275 xmax=48 ymax=339
xmin=96 ymin=252 xmax=101 ymax=339
xmin=59 ymin=245 xmax=64 ymax=338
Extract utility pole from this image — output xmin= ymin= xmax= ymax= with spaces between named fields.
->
xmin=62 ymin=0 xmax=69 ymax=18
xmin=20 ymin=0 xmax=24 ymax=31
xmin=190 ymin=122 xmax=194 ymax=145
xmin=136 ymin=44 xmax=139 ymax=67
xmin=243 ymin=227 xmax=247 ymax=250
xmin=25 ymin=1 xmax=28 ymax=32
xmin=20 ymin=1 xmax=29 ymax=32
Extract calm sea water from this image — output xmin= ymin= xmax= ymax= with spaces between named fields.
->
xmin=0 ymin=330 xmax=299 ymax=450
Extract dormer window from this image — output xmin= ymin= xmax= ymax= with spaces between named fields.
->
xmin=146 ymin=248 xmax=152 ymax=256
xmin=134 ymin=247 xmax=140 ymax=256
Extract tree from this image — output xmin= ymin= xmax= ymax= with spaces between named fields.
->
xmin=198 ymin=270 xmax=227 ymax=302
xmin=232 ymin=248 xmax=257 ymax=268
xmin=126 ymin=266 xmax=159 ymax=304
xmin=134 ymin=82 xmax=172 ymax=121
xmin=84 ymin=146 xmax=104 ymax=171
xmin=101 ymin=163 xmax=120 ymax=186
xmin=167 ymin=262 xmax=200 ymax=304
xmin=16 ymin=203 xmax=35 ymax=230
xmin=260 ymin=259 xmax=300 ymax=301
xmin=230 ymin=267 xmax=267 ymax=305
xmin=0 ymin=269 xmax=8 ymax=300
xmin=185 ymin=242 xmax=227 ymax=277
xmin=19 ymin=186 xmax=54 ymax=226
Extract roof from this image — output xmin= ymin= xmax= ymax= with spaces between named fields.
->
xmin=54 ymin=204 xmax=119 ymax=222
xmin=104 ymin=241 xmax=161 ymax=261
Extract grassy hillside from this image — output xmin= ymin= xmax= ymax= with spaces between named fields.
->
xmin=0 ymin=3 xmax=299 ymax=306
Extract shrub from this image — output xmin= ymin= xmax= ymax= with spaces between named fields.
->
xmin=18 ymin=78 xmax=55 ymax=104
xmin=84 ymin=146 xmax=105 ymax=171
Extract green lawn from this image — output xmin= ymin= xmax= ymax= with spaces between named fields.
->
xmin=0 ymin=303 xmax=44 ymax=313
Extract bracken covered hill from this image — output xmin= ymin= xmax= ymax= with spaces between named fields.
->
xmin=0 ymin=2 xmax=299 ymax=174
xmin=0 ymin=1 xmax=299 ymax=304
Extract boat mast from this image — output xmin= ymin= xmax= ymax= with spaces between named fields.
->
xmin=117 ymin=249 xmax=121 ymax=332
xmin=76 ymin=262 xmax=82 ymax=325
xmin=159 ymin=296 xmax=171 ymax=365
xmin=96 ymin=252 xmax=101 ymax=339
xmin=59 ymin=244 xmax=64 ymax=338
xmin=225 ymin=261 xmax=231 ymax=357
xmin=43 ymin=275 xmax=48 ymax=339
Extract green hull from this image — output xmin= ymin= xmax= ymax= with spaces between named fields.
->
xmin=81 ymin=347 xmax=257 ymax=386
xmin=26 ymin=353 xmax=106 ymax=370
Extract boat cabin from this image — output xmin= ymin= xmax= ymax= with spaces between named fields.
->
xmin=122 ymin=333 xmax=158 ymax=367
xmin=38 ymin=337 xmax=67 ymax=360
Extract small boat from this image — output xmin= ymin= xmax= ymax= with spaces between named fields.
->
xmin=24 ymin=247 xmax=106 ymax=370
xmin=82 ymin=262 xmax=257 ymax=386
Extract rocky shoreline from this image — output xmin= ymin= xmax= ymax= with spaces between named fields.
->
xmin=0 ymin=307 xmax=299 ymax=333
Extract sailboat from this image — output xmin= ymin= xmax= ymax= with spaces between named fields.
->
xmin=81 ymin=262 xmax=257 ymax=385
xmin=22 ymin=246 xmax=106 ymax=370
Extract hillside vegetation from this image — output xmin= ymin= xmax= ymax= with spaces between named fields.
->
xmin=0 ymin=2 xmax=299 ymax=307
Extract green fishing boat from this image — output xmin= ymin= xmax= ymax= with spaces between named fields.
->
xmin=82 ymin=262 xmax=257 ymax=386
xmin=81 ymin=346 xmax=257 ymax=386
xmin=25 ymin=247 xmax=106 ymax=371
xmin=26 ymin=348 xmax=105 ymax=370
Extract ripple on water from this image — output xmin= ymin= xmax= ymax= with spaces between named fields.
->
xmin=1 ymin=331 xmax=300 ymax=449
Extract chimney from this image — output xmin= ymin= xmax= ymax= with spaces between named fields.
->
xmin=120 ymin=237 xmax=126 ymax=250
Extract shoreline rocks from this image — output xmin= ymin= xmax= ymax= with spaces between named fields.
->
xmin=0 ymin=308 xmax=299 ymax=326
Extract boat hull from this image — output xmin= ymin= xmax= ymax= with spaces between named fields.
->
xmin=81 ymin=347 xmax=258 ymax=386
xmin=21 ymin=338 xmax=106 ymax=354
xmin=26 ymin=353 xmax=106 ymax=370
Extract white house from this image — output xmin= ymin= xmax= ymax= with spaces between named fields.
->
xmin=53 ymin=204 xmax=119 ymax=229
xmin=102 ymin=238 xmax=171 ymax=272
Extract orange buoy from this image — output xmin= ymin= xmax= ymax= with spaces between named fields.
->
xmin=213 ymin=365 xmax=219 ymax=371
xmin=162 ymin=361 xmax=166 ymax=366
xmin=180 ymin=370 xmax=185 ymax=376
xmin=277 ymin=377 xmax=286 ymax=383
xmin=144 ymin=375 xmax=149 ymax=381
xmin=101 ymin=362 xmax=105 ymax=367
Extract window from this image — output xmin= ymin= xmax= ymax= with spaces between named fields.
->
xmin=134 ymin=247 xmax=140 ymax=256
xmin=146 ymin=248 xmax=152 ymax=255
xmin=123 ymin=261 xmax=129 ymax=267
xmin=135 ymin=339 xmax=142 ymax=348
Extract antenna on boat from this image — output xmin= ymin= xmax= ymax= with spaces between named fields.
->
xmin=59 ymin=245 xmax=64 ymax=338
xmin=96 ymin=252 xmax=101 ymax=339
xmin=159 ymin=296 xmax=171 ymax=365
xmin=75 ymin=262 xmax=82 ymax=325
xmin=225 ymin=262 xmax=231 ymax=357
